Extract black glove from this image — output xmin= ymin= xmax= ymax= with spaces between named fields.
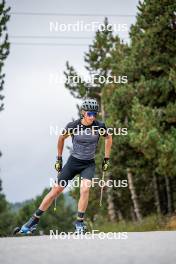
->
xmin=102 ymin=158 xmax=110 ymax=171
xmin=55 ymin=156 xmax=62 ymax=172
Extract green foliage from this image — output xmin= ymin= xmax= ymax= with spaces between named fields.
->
xmin=64 ymin=0 xmax=176 ymax=226
xmin=95 ymin=214 xmax=167 ymax=232
xmin=0 ymin=1 xmax=13 ymax=237
xmin=0 ymin=0 xmax=10 ymax=111
xmin=0 ymin=179 xmax=16 ymax=236
xmin=16 ymin=188 xmax=75 ymax=235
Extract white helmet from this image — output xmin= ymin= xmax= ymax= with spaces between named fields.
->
xmin=81 ymin=99 xmax=99 ymax=112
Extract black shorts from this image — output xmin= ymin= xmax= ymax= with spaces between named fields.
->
xmin=57 ymin=155 xmax=95 ymax=187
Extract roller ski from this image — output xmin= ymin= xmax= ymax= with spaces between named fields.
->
xmin=13 ymin=215 xmax=39 ymax=235
xmin=74 ymin=220 xmax=87 ymax=235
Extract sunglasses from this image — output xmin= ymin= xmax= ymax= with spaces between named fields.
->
xmin=86 ymin=111 xmax=97 ymax=117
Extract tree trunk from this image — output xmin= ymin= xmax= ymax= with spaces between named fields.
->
xmin=130 ymin=206 xmax=136 ymax=222
xmin=107 ymin=186 xmax=116 ymax=222
xmin=127 ymin=168 xmax=142 ymax=222
xmin=164 ymin=175 xmax=172 ymax=215
xmin=116 ymin=209 xmax=123 ymax=221
xmin=101 ymin=98 xmax=116 ymax=222
xmin=116 ymin=191 xmax=124 ymax=221
xmin=153 ymin=173 xmax=161 ymax=215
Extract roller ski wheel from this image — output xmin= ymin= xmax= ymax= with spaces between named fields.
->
xmin=74 ymin=220 xmax=87 ymax=235
xmin=13 ymin=224 xmax=37 ymax=236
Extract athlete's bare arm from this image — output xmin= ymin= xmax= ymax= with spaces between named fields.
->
xmin=104 ymin=134 xmax=112 ymax=158
xmin=57 ymin=134 xmax=70 ymax=157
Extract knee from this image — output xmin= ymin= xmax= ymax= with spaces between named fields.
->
xmin=80 ymin=186 xmax=90 ymax=196
xmin=50 ymin=186 xmax=63 ymax=199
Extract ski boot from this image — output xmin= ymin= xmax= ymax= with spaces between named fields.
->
xmin=13 ymin=215 xmax=39 ymax=235
xmin=74 ymin=220 xmax=87 ymax=234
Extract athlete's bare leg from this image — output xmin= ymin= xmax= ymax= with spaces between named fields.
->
xmin=39 ymin=184 xmax=64 ymax=211
xmin=78 ymin=179 xmax=91 ymax=212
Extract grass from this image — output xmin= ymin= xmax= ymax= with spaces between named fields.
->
xmin=91 ymin=214 xmax=176 ymax=232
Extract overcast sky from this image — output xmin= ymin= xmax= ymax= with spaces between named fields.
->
xmin=0 ymin=0 xmax=139 ymax=202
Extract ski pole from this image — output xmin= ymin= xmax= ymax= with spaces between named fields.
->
xmin=99 ymin=171 xmax=106 ymax=207
xmin=54 ymin=172 xmax=60 ymax=212
xmin=54 ymin=198 xmax=57 ymax=212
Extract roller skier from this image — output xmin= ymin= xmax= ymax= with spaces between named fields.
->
xmin=14 ymin=99 xmax=112 ymax=235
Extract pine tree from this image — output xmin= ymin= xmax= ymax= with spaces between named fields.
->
xmin=128 ymin=0 xmax=176 ymax=214
xmin=64 ymin=0 xmax=176 ymax=223
xmin=0 ymin=1 xmax=12 ymax=236
xmin=0 ymin=0 xmax=10 ymax=111
xmin=104 ymin=0 xmax=176 ymax=219
xmin=0 ymin=179 xmax=16 ymax=236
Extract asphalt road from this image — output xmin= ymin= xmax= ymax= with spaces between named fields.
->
xmin=0 ymin=231 xmax=176 ymax=264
